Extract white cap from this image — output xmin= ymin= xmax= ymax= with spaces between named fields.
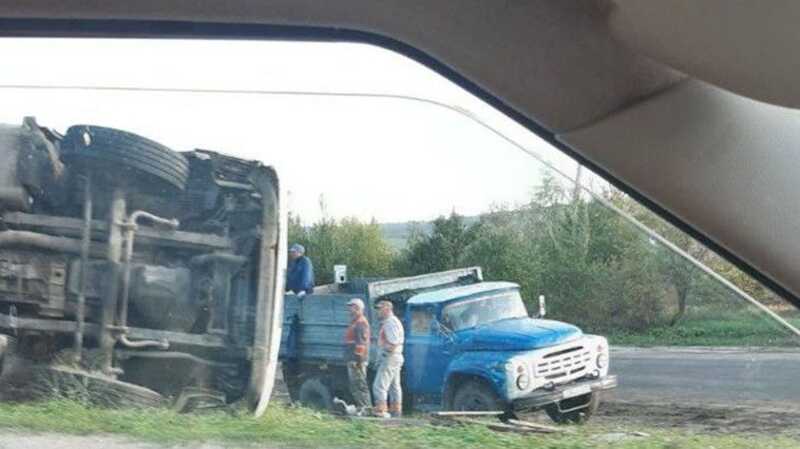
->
xmin=347 ymin=298 xmax=365 ymax=311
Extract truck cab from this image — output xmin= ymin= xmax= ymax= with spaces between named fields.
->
xmin=280 ymin=268 xmax=617 ymax=423
xmin=405 ymin=282 xmax=616 ymax=422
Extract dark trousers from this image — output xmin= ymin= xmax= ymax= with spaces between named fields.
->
xmin=347 ymin=361 xmax=371 ymax=408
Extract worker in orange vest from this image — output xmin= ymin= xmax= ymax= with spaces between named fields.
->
xmin=344 ymin=298 xmax=371 ymax=412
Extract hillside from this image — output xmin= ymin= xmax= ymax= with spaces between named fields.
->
xmin=379 ymin=215 xmax=479 ymax=250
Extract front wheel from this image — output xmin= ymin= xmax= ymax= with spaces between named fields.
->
xmin=451 ymin=380 xmax=505 ymax=412
xmin=544 ymin=392 xmax=599 ymax=424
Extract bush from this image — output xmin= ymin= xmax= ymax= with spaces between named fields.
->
xmin=289 ymin=214 xmax=395 ymax=285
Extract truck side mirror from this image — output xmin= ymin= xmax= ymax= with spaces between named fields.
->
xmin=538 ymin=295 xmax=546 ymax=318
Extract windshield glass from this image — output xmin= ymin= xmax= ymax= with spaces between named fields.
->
xmin=0 ymin=37 xmax=798 ymax=449
xmin=442 ymin=291 xmax=528 ymax=331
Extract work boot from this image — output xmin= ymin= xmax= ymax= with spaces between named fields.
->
xmin=373 ymin=402 xmax=390 ymax=419
xmin=389 ymin=403 xmax=402 ymax=418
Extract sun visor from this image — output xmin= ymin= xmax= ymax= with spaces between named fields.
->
xmin=559 ymin=79 xmax=800 ymax=301
xmin=610 ymin=0 xmax=800 ymax=109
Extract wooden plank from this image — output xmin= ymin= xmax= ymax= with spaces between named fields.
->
xmin=433 ymin=411 xmax=505 ymax=417
xmin=452 ymin=418 xmax=559 ymax=434
xmin=343 ymin=416 xmax=430 ymax=427
xmin=485 ymin=422 xmax=556 ymax=435
xmin=506 ymin=419 xmax=561 ymax=433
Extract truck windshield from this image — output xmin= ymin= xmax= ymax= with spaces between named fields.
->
xmin=442 ymin=291 xmax=528 ymax=331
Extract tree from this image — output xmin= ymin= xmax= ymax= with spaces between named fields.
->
xmin=398 ymin=212 xmax=478 ymax=275
xmin=288 ymin=212 xmax=396 ymax=285
xmin=461 ymin=207 xmax=539 ymax=299
xmin=603 ymin=188 xmax=711 ymax=325
xmin=462 ymin=170 xmax=671 ymax=332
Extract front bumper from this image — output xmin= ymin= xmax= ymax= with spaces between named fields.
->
xmin=511 ymin=375 xmax=617 ymax=411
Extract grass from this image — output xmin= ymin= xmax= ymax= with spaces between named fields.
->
xmin=0 ymin=401 xmax=798 ymax=449
xmin=606 ymin=312 xmax=800 ymax=348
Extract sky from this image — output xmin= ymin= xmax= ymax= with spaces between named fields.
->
xmin=0 ymin=38 xmax=596 ymax=224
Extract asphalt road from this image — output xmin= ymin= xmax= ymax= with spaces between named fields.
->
xmin=609 ymin=346 xmax=800 ymax=409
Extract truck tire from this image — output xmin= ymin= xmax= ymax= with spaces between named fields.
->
xmin=61 ymin=124 xmax=189 ymax=193
xmin=298 ymin=376 xmax=333 ymax=410
xmin=544 ymin=392 xmax=599 ymax=424
xmin=451 ymin=380 xmax=504 ymax=412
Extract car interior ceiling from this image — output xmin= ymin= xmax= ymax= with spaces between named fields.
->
xmin=1 ymin=0 xmax=799 ymax=305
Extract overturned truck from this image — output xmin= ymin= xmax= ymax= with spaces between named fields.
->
xmin=0 ymin=118 xmax=285 ymax=414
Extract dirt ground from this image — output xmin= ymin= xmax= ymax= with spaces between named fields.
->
xmin=272 ymin=374 xmax=800 ymax=438
xmin=0 ymin=389 xmax=799 ymax=449
xmin=585 ymin=400 xmax=800 ymax=438
xmin=3 ymin=363 xmax=799 ymax=444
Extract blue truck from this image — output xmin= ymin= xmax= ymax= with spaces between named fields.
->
xmin=279 ymin=267 xmax=617 ymax=423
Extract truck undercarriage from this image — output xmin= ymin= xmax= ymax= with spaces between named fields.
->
xmin=0 ymin=118 xmax=284 ymax=413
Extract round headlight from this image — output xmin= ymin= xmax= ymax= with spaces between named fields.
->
xmin=596 ymin=353 xmax=609 ymax=369
xmin=516 ymin=372 xmax=530 ymax=390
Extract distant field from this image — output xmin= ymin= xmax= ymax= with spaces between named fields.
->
xmin=607 ymin=311 xmax=800 ymax=347
xmin=378 ymin=221 xmax=429 ymax=250
xmin=379 ymin=216 xmax=479 ymax=250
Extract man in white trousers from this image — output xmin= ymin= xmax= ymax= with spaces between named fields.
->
xmin=372 ymin=299 xmax=404 ymax=418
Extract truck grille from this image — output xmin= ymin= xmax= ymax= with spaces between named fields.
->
xmin=534 ymin=346 xmax=591 ymax=380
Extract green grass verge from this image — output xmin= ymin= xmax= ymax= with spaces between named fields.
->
xmin=607 ymin=315 xmax=800 ymax=347
xmin=0 ymin=401 xmax=798 ymax=449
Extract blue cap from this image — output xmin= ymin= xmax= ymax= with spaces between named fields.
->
xmin=289 ymin=243 xmax=305 ymax=254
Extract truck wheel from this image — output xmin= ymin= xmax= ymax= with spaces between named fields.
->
xmin=298 ymin=376 xmax=333 ymax=410
xmin=544 ymin=392 xmax=599 ymax=424
xmin=451 ymin=380 xmax=504 ymax=412
xmin=61 ymin=124 xmax=190 ymax=193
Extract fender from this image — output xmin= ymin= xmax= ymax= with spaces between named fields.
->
xmin=443 ymin=350 xmax=515 ymax=402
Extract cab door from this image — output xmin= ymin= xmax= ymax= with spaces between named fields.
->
xmin=403 ymin=305 xmax=451 ymax=397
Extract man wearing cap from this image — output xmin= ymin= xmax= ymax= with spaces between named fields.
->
xmin=286 ymin=243 xmax=314 ymax=296
xmin=372 ymin=299 xmax=405 ymax=418
xmin=344 ymin=298 xmax=371 ymax=411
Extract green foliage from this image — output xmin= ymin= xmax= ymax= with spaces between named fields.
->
xmin=460 ymin=208 xmax=536 ymax=292
xmin=289 ymin=212 xmax=395 ymax=285
xmin=608 ymin=187 xmax=786 ymax=319
xmin=287 ymin=168 xmax=793 ymax=343
xmin=390 ymin=169 xmax=793 ymax=340
xmin=456 ymin=172 xmax=671 ymax=333
xmin=398 ymin=212 xmax=479 ymax=275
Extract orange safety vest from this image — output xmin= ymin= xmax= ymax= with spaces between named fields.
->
xmin=345 ymin=315 xmax=370 ymax=359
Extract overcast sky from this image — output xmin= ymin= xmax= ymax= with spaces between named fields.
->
xmin=0 ymin=38 xmax=592 ymax=224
